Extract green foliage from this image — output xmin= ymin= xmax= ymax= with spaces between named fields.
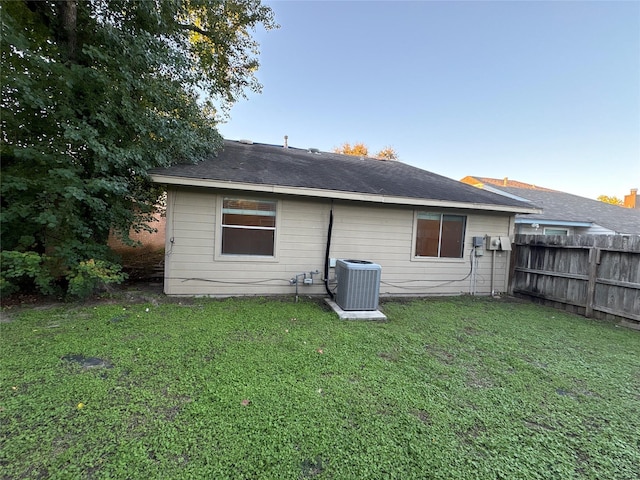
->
xmin=1 ymin=297 xmax=638 ymax=478
xmin=0 ymin=251 xmax=55 ymax=296
xmin=66 ymin=259 xmax=127 ymax=298
xmin=0 ymin=251 xmax=126 ymax=298
xmin=0 ymin=1 xmax=276 ymax=294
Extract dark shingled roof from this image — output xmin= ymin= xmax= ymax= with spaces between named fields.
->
xmin=466 ymin=177 xmax=640 ymax=235
xmin=150 ymin=140 xmax=534 ymax=210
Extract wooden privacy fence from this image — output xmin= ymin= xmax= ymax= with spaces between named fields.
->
xmin=509 ymin=234 xmax=640 ymax=327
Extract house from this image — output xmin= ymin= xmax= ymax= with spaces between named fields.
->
xmin=107 ymin=210 xmax=166 ymax=280
xmin=149 ymin=140 xmax=539 ymax=297
xmin=624 ymin=188 xmax=638 ymax=209
xmin=460 ymin=176 xmax=640 ymax=236
xmin=108 ymin=211 xmax=166 ymax=252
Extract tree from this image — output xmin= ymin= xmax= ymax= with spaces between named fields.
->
xmin=0 ymin=0 xmax=277 ymax=296
xmin=334 ymin=142 xmax=399 ymax=160
xmin=334 ymin=142 xmax=369 ymax=157
xmin=597 ymin=195 xmax=623 ymax=206
xmin=376 ymin=146 xmax=399 ymax=161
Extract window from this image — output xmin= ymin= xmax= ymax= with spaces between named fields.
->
xmin=543 ymin=228 xmax=568 ymax=236
xmin=221 ymin=198 xmax=276 ymax=256
xmin=415 ymin=213 xmax=466 ymax=258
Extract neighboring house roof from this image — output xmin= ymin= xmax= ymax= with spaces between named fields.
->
xmin=460 ymin=176 xmax=556 ymax=192
xmin=150 ymin=140 xmax=539 ymax=214
xmin=461 ymin=176 xmax=640 ymax=235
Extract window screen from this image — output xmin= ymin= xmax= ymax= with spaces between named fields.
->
xmin=415 ymin=213 xmax=466 ymax=258
xmin=222 ymin=198 xmax=276 ymax=256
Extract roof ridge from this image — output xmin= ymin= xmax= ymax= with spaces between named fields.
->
xmin=468 ymin=176 xmax=558 ymax=192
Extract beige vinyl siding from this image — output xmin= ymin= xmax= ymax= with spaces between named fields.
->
xmin=165 ymin=189 xmax=329 ymax=296
xmin=164 ymin=187 xmax=514 ymax=297
xmin=466 ymin=212 xmax=512 ymax=294
xmin=330 ymin=202 xmax=412 ymax=265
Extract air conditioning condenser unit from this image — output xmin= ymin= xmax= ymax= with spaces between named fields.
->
xmin=335 ymin=259 xmax=382 ymax=311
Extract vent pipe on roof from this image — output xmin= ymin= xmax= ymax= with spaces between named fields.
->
xmin=503 ymin=177 xmax=508 ymax=186
xmin=284 ymin=135 xmax=288 ymax=148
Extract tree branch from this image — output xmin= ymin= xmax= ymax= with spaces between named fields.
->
xmin=176 ymin=23 xmax=212 ymax=37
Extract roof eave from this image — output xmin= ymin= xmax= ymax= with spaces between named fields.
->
xmin=150 ymin=175 xmax=542 ymax=214
xmin=515 ymin=218 xmax=594 ymax=227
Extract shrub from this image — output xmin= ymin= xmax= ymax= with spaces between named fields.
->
xmin=65 ymin=259 xmax=128 ymax=298
xmin=0 ymin=251 xmax=55 ymax=297
xmin=1 ymin=251 xmax=128 ymax=299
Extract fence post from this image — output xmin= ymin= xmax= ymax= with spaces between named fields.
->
xmin=585 ymin=247 xmax=599 ymax=318
xmin=508 ymin=243 xmax=517 ymax=295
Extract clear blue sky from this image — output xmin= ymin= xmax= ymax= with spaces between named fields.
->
xmin=218 ymin=0 xmax=640 ymax=200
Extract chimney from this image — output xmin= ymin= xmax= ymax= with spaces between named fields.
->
xmin=624 ymin=188 xmax=638 ymax=208
xmin=503 ymin=177 xmax=508 ymax=186
xmin=284 ymin=135 xmax=288 ymax=149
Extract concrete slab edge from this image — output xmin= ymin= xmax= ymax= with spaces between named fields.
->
xmin=324 ymin=298 xmax=387 ymax=321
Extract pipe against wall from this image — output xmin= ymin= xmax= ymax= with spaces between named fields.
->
xmin=491 ymin=249 xmax=496 ymax=296
xmin=324 ymin=203 xmax=334 ymax=299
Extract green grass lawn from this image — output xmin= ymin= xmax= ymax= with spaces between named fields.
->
xmin=1 ymin=295 xmax=639 ymax=479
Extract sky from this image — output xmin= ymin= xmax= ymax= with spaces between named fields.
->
xmin=218 ymin=0 xmax=640 ymax=200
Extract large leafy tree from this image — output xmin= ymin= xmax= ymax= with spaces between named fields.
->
xmin=0 ymin=0 xmax=276 ymax=295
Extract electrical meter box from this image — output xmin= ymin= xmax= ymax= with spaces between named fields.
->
xmin=486 ymin=236 xmax=512 ymax=251
xmin=486 ymin=236 xmax=501 ymax=250
xmin=499 ymin=236 xmax=512 ymax=251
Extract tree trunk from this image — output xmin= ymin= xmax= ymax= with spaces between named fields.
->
xmin=58 ymin=0 xmax=78 ymax=61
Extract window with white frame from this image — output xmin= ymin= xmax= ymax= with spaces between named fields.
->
xmin=543 ymin=228 xmax=568 ymax=236
xmin=221 ymin=197 xmax=277 ymax=256
xmin=415 ymin=212 xmax=466 ymax=258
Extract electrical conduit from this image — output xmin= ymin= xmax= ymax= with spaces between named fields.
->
xmin=324 ymin=202 xmax=334 ymax=299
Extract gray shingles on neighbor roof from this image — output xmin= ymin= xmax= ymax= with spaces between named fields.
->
xmin=477 ymin=183 xmax=640 ymax=235
xmin=150 ymin=140 xmax=533 ymax=209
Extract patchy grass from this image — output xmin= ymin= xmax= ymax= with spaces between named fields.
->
xmin=1 ymin=296 xmax=638 ymax=479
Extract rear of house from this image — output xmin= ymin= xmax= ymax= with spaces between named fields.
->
xmin=151 ymin=140 xmax=539 ymax=298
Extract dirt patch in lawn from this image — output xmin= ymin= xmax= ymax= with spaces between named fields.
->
xmin=0 ymin=281 xmax=166 ymax=321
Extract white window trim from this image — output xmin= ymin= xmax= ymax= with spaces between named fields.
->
xmin=214 ymin=195 xmax=281 ymax=263
xmin=543 ymin=227 xmax=569 ymax=236
xmin=410 ymin=210 xmax=467 ymax=263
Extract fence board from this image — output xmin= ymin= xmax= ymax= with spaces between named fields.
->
xmin=510 ymin=234 xmax=640 ymax=327
xmin=585 ymin=248 xmax=597 ymax=317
